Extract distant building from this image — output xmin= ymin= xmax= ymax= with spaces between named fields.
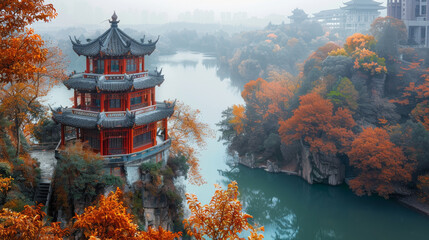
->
xmin=387 ymin=0 xmax=429 ymax=47
xmin=313 ymin=9 xmax=344 ymax=32
xmin=342 ymin=0 xmax=385 ymax=36
xmin=312 ymin=0 xmax=384 ymax=37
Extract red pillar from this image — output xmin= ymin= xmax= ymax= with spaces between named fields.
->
xmin=126 ymin=92 xmax=131 ymax=110
xmin=130 ymin=128 xmax=134 ymax=153
xmin=74 ymin=90 xmax=77 ymax=108
xmin=81 ymin=93 xmax=85 ymax=109
xmin=104 ymin=59 xmax=108 ymax=74
xmin=61 ymin=124 xmax=65 ymax=147
xmin=142 ymin=56 xmax=145 ymax=71
xmin=151 ymin=87 xmax=155 ymax=105
xmin=121 ymin=58 xmax=126 ymax=74
xmin=100 ymin=129 xmax=104 ymax=155
xmin=152 ymin=123 xmax=157 ymax=146
xmin=100 ymin=93 xmax=105 ymax=112
xmin=85 ymin=57 xmax=90 ymax=73
xmin=76 ymin=128 xmax=79 ymax=140
xmin=163 ymin=118 xmax=168 ymax=140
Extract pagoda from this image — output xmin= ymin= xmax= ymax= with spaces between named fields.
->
xmin=53 ymin=12 xmax=174 ymax=179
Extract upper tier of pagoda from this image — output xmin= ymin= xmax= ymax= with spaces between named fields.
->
xmin=342 ymin=0 xmax=385 ymax=11
xmin=70 ymin=12 xmax=158 ymax=57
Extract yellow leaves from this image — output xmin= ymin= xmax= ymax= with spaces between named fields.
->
xmin=230 ymin=104 xmax=246 ymax=134
xmin=328 ymin=48 xmax=348 ymax=57
xmin=184 ymin=181 xmax=264 ymax=240
xmin=0 ymin=204 xmax=68 ymax=240
xmin=0 ymin=175 xmax=13 ymax=193
xmin=74 ymin=188 xmax=181 ymax=240
xmin=169 ymin=102 xmax=214 ymax=185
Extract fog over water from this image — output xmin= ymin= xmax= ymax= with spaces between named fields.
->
xmin=39 ymin=0 xmax=386 ymax=28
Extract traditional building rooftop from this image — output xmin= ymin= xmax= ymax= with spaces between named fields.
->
xmin=52 ymin=102 xmax=175 ymax=129
xmin=64 ymin=69 xmax=165 ymax=92
xmin=70 ymin=12 xmax=159 ymax=57
xmin=342 ymin=0 xmax=385 ymax=11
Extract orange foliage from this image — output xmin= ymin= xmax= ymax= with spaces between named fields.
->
xmin=395 ymin=73 xmax=429 ymax=130
xmin=74 ymin=188 xmax=181 ymax=240
xmin=230 ymin=104 xmax=246 ymax=134
xmin=348 ymin=127 xmax=414 ymax=198
xmin=344 ymin=33 xmax=376 ymax=53
xmin=242 ymin=75 xmax=298 ymax=120
xmin=140 ymin=226 xmax=182 ymax=240
xmin=169 ymin=102 xmax=214 ymax=185
xmin=0 ymin=176 xmax=13 ymax=193
xmin=184 ymin=181 xmax=264 ymax=240
xmin=0 ymin=204 xmax=68 ymax=240
xmin=0 ymin=0 xmax=57 ymax=84
xmin=279 ymin=92 xmax=355 ymax=154
xmin=307 ymin=42 xmax=341 ymax=63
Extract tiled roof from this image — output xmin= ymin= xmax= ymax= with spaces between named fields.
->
xmin=342 ymin=0 xmax=385 ymax=10
xmin=52 ymin=102 xmax=174 ymax=129
xmin=70 ymin=14 xmax=158 ymax=57
xmin=64 ymin=71 xmax=164 ymax=92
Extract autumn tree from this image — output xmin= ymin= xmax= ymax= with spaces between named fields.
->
xmin=329 ymin=33 xmax=387 ymax=76
xmin=230 ymin=104 xmax=246 ymax=134
xmin=348 ymin=127 xmax=414 ymax=198
xmin=169 ymin=102 xmax=214 ymax=185
xmin=184 ymin=181 xmax=264 ymax=240
xmin=278 ymin=92 xmax=356 ymax=155
xmin=0 ymin=204 xmax=68 ymax=240
xmin=0 ymin=0 xmax=57 ymax=83
xmin=370 ymin=16 xmax=407 ymax=60
xmin=74 ymin=188 xmax=181 ymax=240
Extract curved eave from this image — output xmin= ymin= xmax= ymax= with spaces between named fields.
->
xmin=63 ymin=75 xmax=164 ymax=92
xmin=70 ymin=28 xmax=158 ymax=57
xmin=52 ymin=103 xmax=174 ymax=129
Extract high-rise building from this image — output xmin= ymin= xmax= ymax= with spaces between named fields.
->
xmin=388 ymin=0 xmax=429 ymax=47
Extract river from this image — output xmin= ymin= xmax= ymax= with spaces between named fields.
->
xmin=45 ymin=51 xmax=429 ymax=239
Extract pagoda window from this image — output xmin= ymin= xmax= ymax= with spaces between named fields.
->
xmin=126 ymin=59 xmax=136 ymax=72
xmin=130 ymin=90 xmax=149 ymax=110
xmin=96 ymin=59 xmax=104 ymax=74
xmin=111 ymin=60 xmax=120 ymax=72
xmin=133 ymin=124 xmax=153 ymax=149
xmin=104 ymin=129 xmax=128 ymax=155
xmin=109 ymin=99 xmax=121 ymax=109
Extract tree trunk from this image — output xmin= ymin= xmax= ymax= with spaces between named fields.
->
xmin=15 ymin=117 xmax=20 ymax=157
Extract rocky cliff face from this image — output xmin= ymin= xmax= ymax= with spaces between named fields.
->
xmin=297 ymin=142 xmax=344 ymax=185
xmin=238 ymin=141 xmax=345 ymax=185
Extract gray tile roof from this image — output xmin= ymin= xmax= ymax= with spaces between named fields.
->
xmin=52 ymin=102 xmax=174 ymax=129
xmin=64 ymin=71 xmax=164 ymax=92
xmin=70 ymin=18 xmax=158 ymax=57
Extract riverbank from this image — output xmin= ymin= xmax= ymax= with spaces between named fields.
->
xmin=239 ymin=157 xmax=429 ymax=218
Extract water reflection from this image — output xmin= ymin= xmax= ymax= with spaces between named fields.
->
xmin=219 ymin=165 xmax=429 ymax=240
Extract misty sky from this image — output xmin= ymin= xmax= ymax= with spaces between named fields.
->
xmin=44 ymin=0 xmax=386 ymax=27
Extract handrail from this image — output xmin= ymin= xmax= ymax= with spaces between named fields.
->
xmin=71 ymin=71 xmax=149 ymax=81
xmin=67 ymin=105 xmax=157 ymax=118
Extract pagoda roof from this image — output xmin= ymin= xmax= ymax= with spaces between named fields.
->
xmin=342 ymin=0 xmax=385 ymax=10
xmin=52 ymin=102 xmax=175 ymax=129
xmin=70 ymin=12 xmax=158 ymax=57
xmin=64 ymin=69 xmax=164 ymax=92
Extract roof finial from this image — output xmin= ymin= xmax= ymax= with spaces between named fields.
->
xmin=109 ymin=11 xmax=119 ymax=27
xmin=112 ymin=11 xmax=118 ymax=22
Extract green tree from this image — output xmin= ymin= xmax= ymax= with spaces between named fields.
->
xmin=327 ymin=77 xmax=359 ymax=111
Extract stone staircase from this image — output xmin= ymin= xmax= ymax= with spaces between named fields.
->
xmin=34 ymin=179 xmax=51 ymax=206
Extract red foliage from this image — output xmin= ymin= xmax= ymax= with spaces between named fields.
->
xmin=348 ymin=127 xmax=414 ymax=198
xmin=278 ymin=92 xmax=356 ymax=154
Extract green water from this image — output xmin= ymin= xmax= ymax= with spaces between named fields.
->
xmin=47 ymin=51 xmax=429 ymax=239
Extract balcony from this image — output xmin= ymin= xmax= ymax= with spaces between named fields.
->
xmin=55 ymin=137 xmax=171 ymax=167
